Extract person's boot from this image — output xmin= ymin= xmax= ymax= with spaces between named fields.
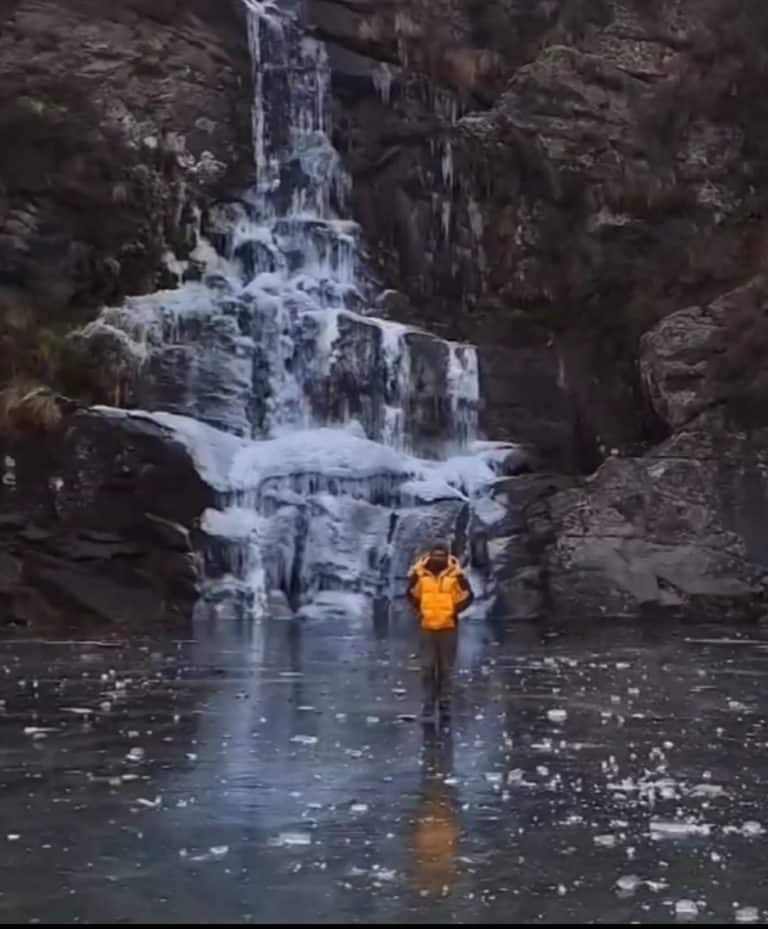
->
xmin=421 ymin=699 xmax=436 ymax=723
xmin=438 ymin=701 xmax=452 ymax=728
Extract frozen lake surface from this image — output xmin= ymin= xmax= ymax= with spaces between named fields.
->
xmin=1 ymin=616 xmax=768 ymax=924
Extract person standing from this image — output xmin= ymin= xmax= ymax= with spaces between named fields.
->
xmin=407 ymin=544 xmax=474 ymax=724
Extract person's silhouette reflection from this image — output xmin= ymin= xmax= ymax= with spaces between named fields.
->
xmin=410 ymin=726 xmax=460 ymax=897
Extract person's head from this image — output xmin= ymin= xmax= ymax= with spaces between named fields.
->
xmin=426 ymin=544 xmax=450 ymax=574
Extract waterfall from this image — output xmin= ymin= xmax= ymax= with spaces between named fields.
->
xmin=84 ymin=0 xmax=518 ymax=621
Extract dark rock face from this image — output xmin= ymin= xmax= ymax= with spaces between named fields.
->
xmin=313 ymin=0 xmax=768 ymax=461
xmin=0 ymin=410 xmax=213 ymax=628
xmin=0 ymin=0 xmax=252 ymax=396
xmin=541 ymin=413 xmax=768 ymax=622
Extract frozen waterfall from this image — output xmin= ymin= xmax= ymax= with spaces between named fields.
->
xmin=83 ymin=0 xmax=519 ymax=621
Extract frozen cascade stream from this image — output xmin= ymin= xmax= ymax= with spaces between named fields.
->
xmin=84 ymin=0 xmax=520 ymax=620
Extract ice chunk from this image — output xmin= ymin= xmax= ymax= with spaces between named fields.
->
xmin=290 ymin=735 xmax=318 ymax=747
xmin=650 ymin=820 xmax=711 ymax=839
xmin=547 ymin=709 xmax=567 ymax=723
xmin=270 ymin=832 xmax=312 ymax=847
xmin=741 ymin=821 xmax=764 ymax=837
xmin=616 ymin=875 xmax=642 ymax=893
xmin=735 ymin=907 xmax=760 ymax=924
xmin=593 ymin=835 xmax=617 ymax=848
xmin=674 ymin=900 xmax=698 ymax=918
xmin=126 ymin=747 xmax=145 ymax=763
xmin=646 ymin=880 xmax=668 ymax=892
xmin=688 ymin=784 xmax=726 ymax=799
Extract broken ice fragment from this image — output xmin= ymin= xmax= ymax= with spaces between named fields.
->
xmin=735 ymin=907 xmax=760 ymax=924
xmin=126 ymin=747 xmax=145 ymax=763
xmin=616 ymin=875 xmax=642 ymax=893
xmin=674 ymin=899 xmax=698 ymax=919
xmin=650 ymin=820 xmax=711 ymax=839
xmin=547 ymin=709 xmax=567 ymax=723
xmin=593 ymin=835 xmax=617 ymax=848
xmin=210 ymin=845 xmax=229 ymax=858
xmin=688 ymin=784 xmax=726 ymax=799
xmin=269 ymin=832 xmax=312 ymax=847
xmin=646 ymin=880 xmax=668 ymax=893
xmin=290 ymin=735 xmax=318 ymax=747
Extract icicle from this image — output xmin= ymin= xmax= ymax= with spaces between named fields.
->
xmin=372 ymin=63 xmax=394 ymax=105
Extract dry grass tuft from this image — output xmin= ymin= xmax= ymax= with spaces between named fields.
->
xmin=0 ymin=381 xmax=63 ymax=435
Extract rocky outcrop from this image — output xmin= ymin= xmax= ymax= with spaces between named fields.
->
xmin=640 ymin=277 xmax=768 ymax=430
xmin=0 ymin=409 xmax=213 ymax=628
xmin=313 ymin=0 xmax=768 ymax=466
xmin=539 ymin=277 xmax=768 ymax=622
xmin=478 ymin=471 xmax=572 ymax=620
xmin=0 ymin=0 xmax=251 ymax=399
xmin=541 ymin=411 xmax=768 ymax=621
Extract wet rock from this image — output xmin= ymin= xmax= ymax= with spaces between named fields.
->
xmin=23 ymin=551 xmax=169 ymax=625
xmin=0 ymin=512 xmax=29 ymax=532
xmin=0 ymin=407 xmax=213 ymax=627
xmin=44 ymin=534 xmax=144 ymax=561
xmin=542 ymin=411 xmax=768 ymax=621
xmin=143 ymin=514 xmax=193 ymax=553
xmin=495 ymin=566 xmax=544 ymax=621
xmin=0 ymin=552 xmax=21 ymax=592
xmin=641 ymin=276 xmax=768 ymax=431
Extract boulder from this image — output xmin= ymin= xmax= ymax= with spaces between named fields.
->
xmin=0 ymin=407 xmax=214 ymax=627
xmin=542 ymin=412 xmax=768 ymax=621
xmin=641 ymin=277 xmax=768 ymax=430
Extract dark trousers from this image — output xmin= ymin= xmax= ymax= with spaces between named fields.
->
xmin=421 ymin=629 xmax=458 ymax=711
